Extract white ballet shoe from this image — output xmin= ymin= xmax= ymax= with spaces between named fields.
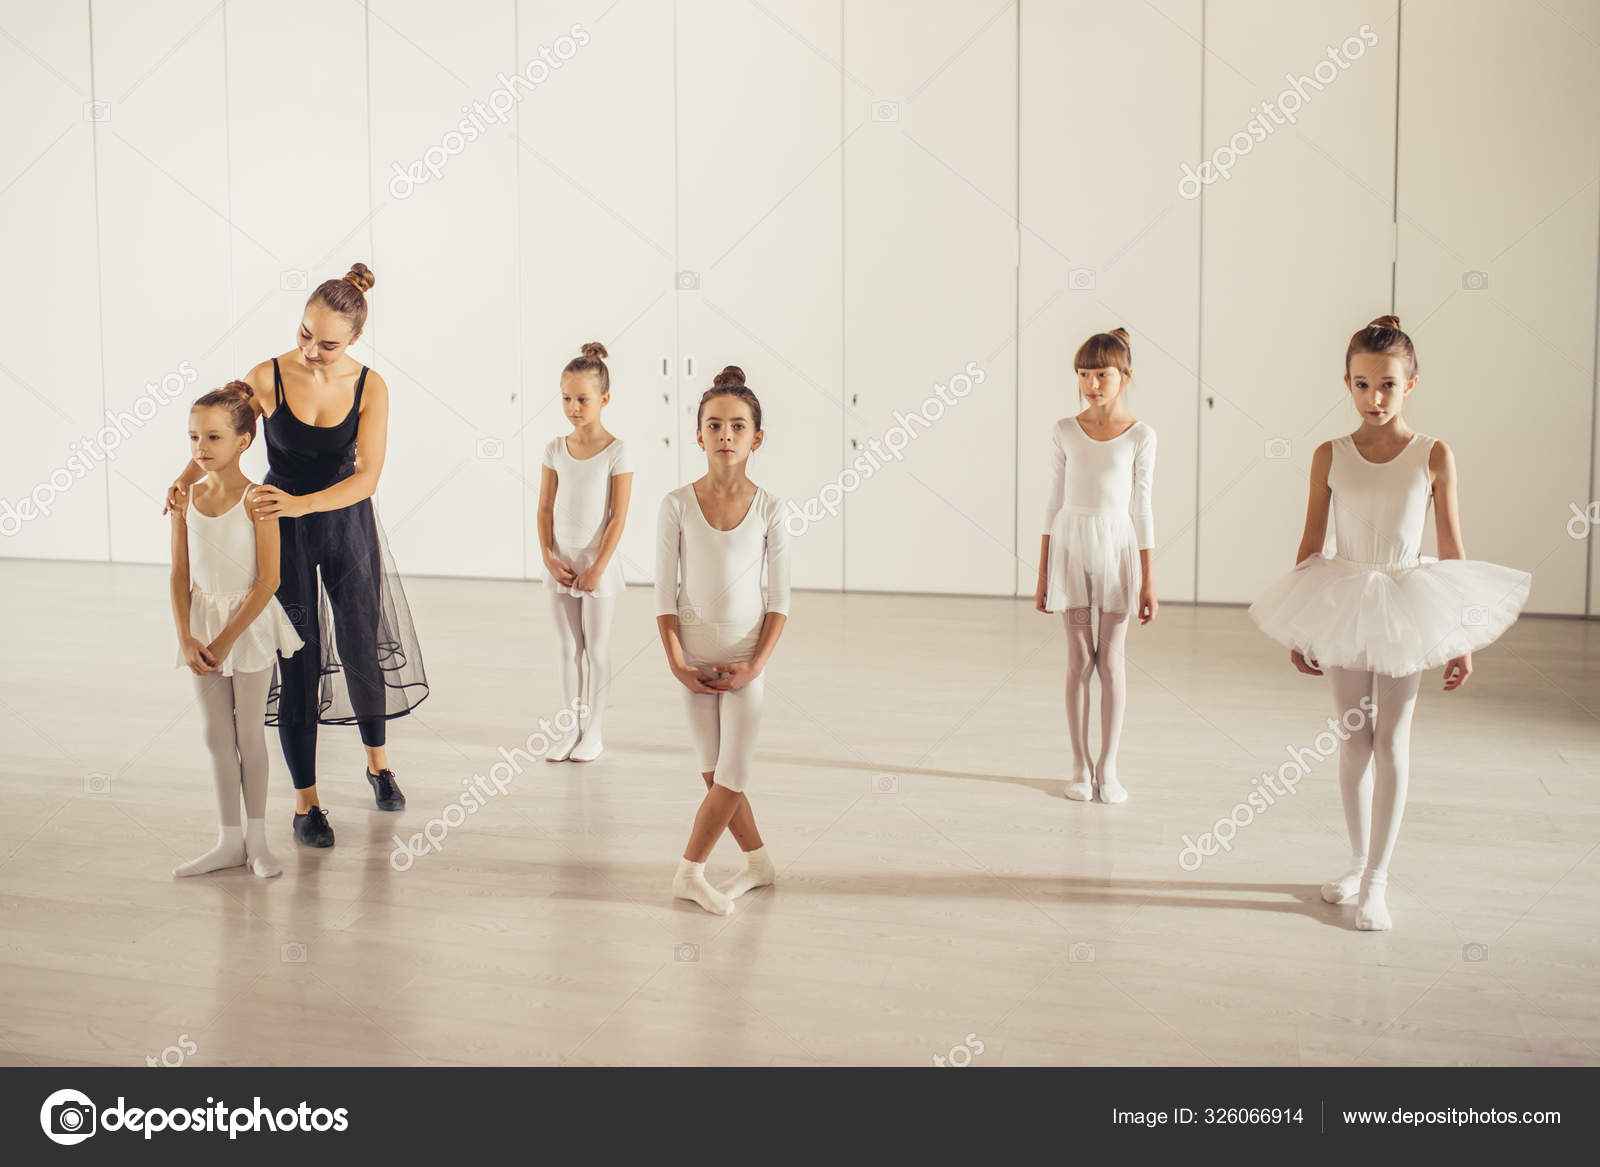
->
xmin=545 ymin=728 xmax=580 ymax=762
xmin=1355 ymin=873 xmax=1392 ymax=931
xmin=569 ymin=732 xmax=604 ymax=763
xmin=1320 ymin=860 xmax=1365 ymax=905
xmin=1064 ymin=763 xmax=1094 ymax=801
xmin=173 ymin=826 xmax=246 ymax=877
xmin=1096 ymin=778 xmax=1128 ymax=805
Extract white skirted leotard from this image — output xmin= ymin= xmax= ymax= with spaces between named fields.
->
xmin=655 ymin=483 xmax=791 ymax=792
xmin=1249 ymin=432 xmax=1531 ymax=677
xmin=1041 ymin=416 xmax=1157 ymax=613
xmin=543 ymin=435 xmax=633 ymax=597
xmin=176 ymin=490 xmax=303 ymax=675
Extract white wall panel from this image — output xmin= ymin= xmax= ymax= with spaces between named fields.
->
xmin=0 ymin=1 xmax=107 ymax=560
xmin=842 ymin=0 xmax=1017 ymax=595
xmin=1197 ymin=1 xmax=1398 ymax=602
xmin=1396 ymin=0 xmax=1599 ymax=616
xmin=1018 ymin=0 xmax=1202 ymax=602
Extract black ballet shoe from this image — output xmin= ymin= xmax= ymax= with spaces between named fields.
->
xmin=292 ymin=806 xmax=335 ymax=848
xmin=366 ymin=768 xmax=406 ymax=812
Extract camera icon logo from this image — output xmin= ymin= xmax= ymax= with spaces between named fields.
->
xmin=1462 ymin=942 xmax=1489 ymax=962
xmin=40 ymin=1089 xmax=97 ymax=1145
xmin=1461 ymin=270 xmax=1489 ymax=291
xmin=284 ymin=603 xmax=307 ymax=625
xmin=1264 ymin=437 xmax=1292 ymax=461
xmin=280 ymin=269 xmax=308 ymax=292
xmin=871 ymin=773 xmax=899 ymax=794
xmin=674 ymin=942 xmax=700 ymax=963
xmin=281 ymin=941 xmax=307 ymax=963
xmin=475 ymin=436 xmax=504 ymax=460
xmin=676 ymin=270 xmax=700 ymax=291
xmin=1068 ymin=267 xmax=1096 ymax=291
xmin=83 ymin=772 xmax=111 ymax=795
xmin=871 ymin=101 xmax=900 ymax=122
xmin=83 ymin=101 xmax=110 ymax=122
xmin=1461 ymin=605 xmax=1487 ymax=628
xmin=1069 ymin=942 xmax=1095 ymax=963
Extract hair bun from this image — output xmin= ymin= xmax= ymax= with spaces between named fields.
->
xmin=712 ymin=365 xmax=746 ymax=389
xmin=1109 ymin=327 xmax=1130 ymax=344
xmin=224 ymin=379 xmax=255 ymax=400
xmin=343 ymin=262 xmax=376 ymax=294
xmin=1368 ymin=314 xmax=1402 ymax=331
xmin=580 ymin=341 xmax=608 ymax=361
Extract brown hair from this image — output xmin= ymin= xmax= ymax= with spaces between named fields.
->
xmin=697 ymin=365 xmax=762 ymax=431
xmin=1345 ymin=314 xmax=1418 ymax=379
xmin=562 ymin=341 xmax=610 ymax=396
xmin=308 ymin=262 xmax=376 ymax=337
xmin=192 ymin=380 xmax=257 ymax=445
xmin=1074 ymin=327 xmax=1132 ymax=378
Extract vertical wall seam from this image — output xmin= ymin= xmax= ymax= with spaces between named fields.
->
xmin=87 ymin=0 xmax=112 ymax=562
xmin=1193 ymin=0 xmax=1206 ymax=600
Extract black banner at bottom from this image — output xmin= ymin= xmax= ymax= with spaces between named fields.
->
xmin=7 ymin=1066 xmax=1595 ymax=1157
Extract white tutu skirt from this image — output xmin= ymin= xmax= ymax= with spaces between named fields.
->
xmin=1249 ymin=553 xmax=1531 ymax=677
xmin=1044 ymin=509 xmax=1143 ymax=613
xmin=176 ymin=588 xmax=304 ymax=676
xmin=545 ymin=527 xmax=626 ymax=598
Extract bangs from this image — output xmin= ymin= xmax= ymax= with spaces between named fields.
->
xmin=1073 ymin=332 xmax=1131 ymax=375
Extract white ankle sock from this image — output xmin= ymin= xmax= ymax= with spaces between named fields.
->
xmin=173 ymin=825 xmax=245 ymax=877
xmin=717 ymin=846 xmax=775 ymax=898
xmin=1321 ymin=856 xmax=1366 ymax=905
xmin=673 ymin=857 xmax=734 ymax=916
xmin=1356 ymin=870 xmax=1392 ymax=931
xmin=243 ymin=818 xmax=282 ymax=878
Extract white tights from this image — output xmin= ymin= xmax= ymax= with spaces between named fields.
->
xmin=175 ymin=668 xmax=279 ymax=878
xmin=549 ymin=591 xmax=616 ymax=754
xmin=1324 ymin=665 xmax=1421 ymax=929
xmin=1062 ymin=607 xmax=1130 ymax=799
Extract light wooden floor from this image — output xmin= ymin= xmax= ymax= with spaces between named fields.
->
xmin=1 ymin=558 xmax=1597 ymax=1067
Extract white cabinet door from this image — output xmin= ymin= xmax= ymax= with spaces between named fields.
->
xmin=1196 ymin=1 xmax=1398 ymax=601
xmin=94 ymin=0 xmax=235 ymax=564
xmin=518 ymin=0 xmax=678 ymax=585
xmin=841 ymin=0 xmax=1018 ymax=595
xmin=1018 ymin=0 xmax=1203 ymax=601
xmin=675 ymin=0 xmax=845 ymax=591
xmin=225 ymin=0 xmax=369 ymax=490
xmin=1396 ymin=0 xmax=1598 ymax=616
xmin=0 ymin=0 xmax=106 ymax=560
xmin=368 ymin=0 xmax=523 ymax=579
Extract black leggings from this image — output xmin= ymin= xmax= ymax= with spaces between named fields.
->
xmin=275 ymin=501 xmax=389 ymax=790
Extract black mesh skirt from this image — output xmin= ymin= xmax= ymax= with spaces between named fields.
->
xmin=265 ymin=495 xmax=429 ymax=727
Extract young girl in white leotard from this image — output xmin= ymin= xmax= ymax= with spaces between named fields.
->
xmin=537 ymin=342 xmax=634 ymax=762
xmin=656 ymin=366 xmax=791 ymax=916
xmin=1250 ymin=315 xmax=1531 ymax=930
xmin=170 ymin=383 xmax=303 ymax=878
xmin=1035 ymin=328 xmax=1158 ymax=804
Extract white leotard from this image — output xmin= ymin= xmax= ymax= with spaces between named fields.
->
xmin=542 ymin=435 xmax=633 ymax=597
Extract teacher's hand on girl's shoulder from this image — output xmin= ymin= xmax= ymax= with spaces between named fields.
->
xmin=164 ymin=480 xmax=188 ymax=517
xmin=249 ymin=485 xmax=308 ymax=520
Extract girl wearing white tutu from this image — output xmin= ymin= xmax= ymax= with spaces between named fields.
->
xmin=1035 ymin=327 xmax=1158 ymax=804
xmin=169 ymin=383 xmax=303 ymax=878
xmin=537 ymin=342 xmax=634 ymax=762
xmin=1249 ymin=315 xmax=1531 ymax=930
